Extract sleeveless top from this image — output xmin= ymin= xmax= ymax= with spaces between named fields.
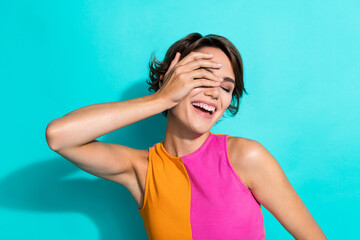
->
xmin=138 ymin=132 xmax=266 ymax=240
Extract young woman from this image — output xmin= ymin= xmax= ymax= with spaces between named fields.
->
xmin=46 ymin=33 xmax=326 ymax=240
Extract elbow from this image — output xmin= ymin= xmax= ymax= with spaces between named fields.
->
xmin=45 ymin=120 xmax=61 ymax=151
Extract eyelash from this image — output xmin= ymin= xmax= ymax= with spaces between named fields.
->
xmin=221 ymin=87 xmax=231 ymax=92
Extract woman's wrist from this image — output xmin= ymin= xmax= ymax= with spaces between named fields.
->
xmin=152 ymin=91 xmax=177 ymax=110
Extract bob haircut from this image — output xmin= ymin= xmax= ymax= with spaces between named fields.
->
xmin=147 ymin=32 xmax=247 ymax=117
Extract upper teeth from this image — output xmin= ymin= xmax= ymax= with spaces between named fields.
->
xmin=192 ymin=102 xmax=216 ymax=113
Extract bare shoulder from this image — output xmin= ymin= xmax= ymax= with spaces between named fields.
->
xmin=130 ymin=148 xmax=150 ymax=183
xmin=227 ymin=136 xmax=262 ymax=160
xmin=91 ymin=144 xmax=150 ymax=190
xmin=129 ymin=148 xmax=149 ymax=169
xmin=122 ymin=147 xmax=149 ymax=186
xmin=116 ymin=147 xmax=150 ymax=209
xmin=227 ymin=136 xmax=272 ymax=191
xmin=228 ymin=136 xmax=327 ymax=239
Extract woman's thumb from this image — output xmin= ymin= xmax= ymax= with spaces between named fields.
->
xmin=168 ymin=52 xmax=181 ymax=71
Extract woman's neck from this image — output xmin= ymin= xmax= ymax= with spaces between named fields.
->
xmin=163 ymin=118 xmax=210 ymax=157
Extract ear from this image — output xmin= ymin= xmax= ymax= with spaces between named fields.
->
xmin=159 ymin=74 xmax=164 ymax=88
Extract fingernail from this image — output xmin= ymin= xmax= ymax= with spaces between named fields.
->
xmin=217 ymin=63 xmax=222 ymax=66
xmin=208 ymin=53 xmax=214 ymax=57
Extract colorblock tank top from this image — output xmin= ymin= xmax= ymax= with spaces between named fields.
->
xmin=138 ymin=132 xmax=266 ymax=240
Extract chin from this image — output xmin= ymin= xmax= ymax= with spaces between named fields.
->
xmin=187 ymin=112 xmax=225 ymax=135
xmin=189 ymin=123 xmax=212 ymax=135
xmin=169 ymin=104 xmax=225 ymax=134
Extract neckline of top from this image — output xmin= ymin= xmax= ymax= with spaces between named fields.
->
xmin=159 ymin=132 xmax=215 ymax=160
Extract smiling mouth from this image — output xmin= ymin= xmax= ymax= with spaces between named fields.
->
xmin=191 ymin=102 xmax=216 ymax=117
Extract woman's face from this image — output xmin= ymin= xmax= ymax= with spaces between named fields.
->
xmin=168 ymin=46 xmax=236 ymax=134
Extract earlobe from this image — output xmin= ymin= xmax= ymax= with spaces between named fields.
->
xmin=159 ymin=74 xmax=164 ymax=88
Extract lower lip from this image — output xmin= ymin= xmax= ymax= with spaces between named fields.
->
xmin=191 ymin=104 xmax=215 ymax=119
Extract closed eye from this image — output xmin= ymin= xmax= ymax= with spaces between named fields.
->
xmin=221 ymin=87 xmax=231 ymax=92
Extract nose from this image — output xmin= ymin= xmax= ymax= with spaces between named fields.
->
xmin=203 ymin=85 xmax=220 ymax=99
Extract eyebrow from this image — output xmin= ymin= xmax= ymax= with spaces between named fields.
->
xmin=201 ymin=67 xmax=235 ymax=85
xmin=223 ymin=77 xmax=235 ymax=85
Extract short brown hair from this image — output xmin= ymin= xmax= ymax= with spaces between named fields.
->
xmin=147 ymin=32 xmax=247 ymax=117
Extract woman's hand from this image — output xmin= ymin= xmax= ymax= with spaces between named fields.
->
xmin=155 ymin=51 xmax=223 ymax=107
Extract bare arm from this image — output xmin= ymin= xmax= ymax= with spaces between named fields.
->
xmin=45 ymin=51 xmax=223 ymax=185
xmin=45 ymin=93 xmax=173 ymax=184
xmin=239 ymin=140 xmax=327 ymax=239
xmin=46 ymin=93 xmax=171 ymax=151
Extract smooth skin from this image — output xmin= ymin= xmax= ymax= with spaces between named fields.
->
xmin=46 ymin=47 xmax=326 ymax=240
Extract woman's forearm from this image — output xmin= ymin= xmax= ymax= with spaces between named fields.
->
xmin=46 ymin=92 xmax=172 ymax=151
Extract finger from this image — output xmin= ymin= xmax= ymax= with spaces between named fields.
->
xmin=185 ymin=59 xmax=222 ymax=72
xmin=176 ymin=51 xmax=214 ymax=67
xmin=191 ymin=78 xmax=222 ymax=89
xmin=168 ymin=52 xmax=181 ymax=71
xmin=162 ymin=52 xmax=181 ymax=81
xmin=187 ymin=68 xmax=223 ymax=83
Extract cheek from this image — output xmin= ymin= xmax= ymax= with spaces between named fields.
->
xmin=171 ymin=98 xmax=191 ymax=115
xmin=189 ymin=88 xmax=202 ymax=94
xmin=223 ymin=95 xmax=233 ymax=108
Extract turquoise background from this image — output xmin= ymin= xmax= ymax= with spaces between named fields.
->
xmin=1 ymin=0 xmax=359 ymax=239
